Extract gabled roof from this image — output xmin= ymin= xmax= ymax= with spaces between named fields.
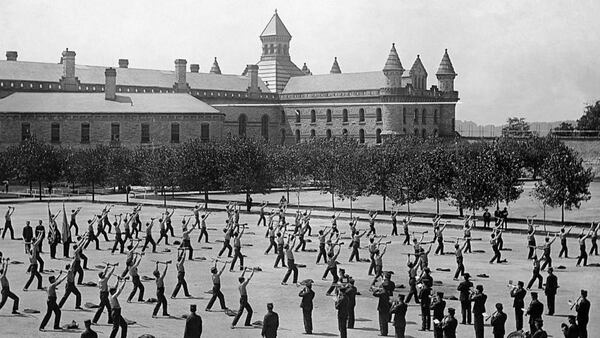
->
xmin=0 ymin=60 xmax=270 ymax=92
xmin=0 ymin=92 xmax=220 ymax=114
xmin=210 ymin=57 xmax=222 ymax=75
xmin=383 ymin=43 xmax=404 ymax=72
xmin=436 ymin=49 xmax=456 ymax=76
xmin=330 ymin=57 xmax=341 ymax=74
xmin=260 ymin=10 xmax=291 ymax=38
xmin=409 ymin=55 xmax=427 ymax=75
xmin=282 ymin=71 xmax=386 ymax=94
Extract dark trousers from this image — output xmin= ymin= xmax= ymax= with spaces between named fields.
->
xmin=274 ymin=249 xmax=286 ymax=268
xmin=85 ymin=234 xmax=100 ymax=250
xmin=166 ymin=220 xmax=175 ymax=237
xmin=316 ymin=244 xmax=327 ymax=264
xmin=257 ymin=214 xmax=266 ymax=227
xmin=421 ymin=306 xmax=430 ymax=330
xmin=379 ymin=310 xmax=389 ymax=336
xmin=110 ymin=308 xmax=127 ymax=338
xmin=529 ymin=319 xmax=538 ymax=336
xmin=546 ymin=293 xmax=555 ymax=315
xmin=142 ymin=235 xmax=156 ymax=252
xmin=0 ymin=287 xmax=19 ymax=312
xmin=349 ymin=246 xmax=360 ymax=262
xmin=265 ymin=237 xmax=276 ymax=254
xmin=590 ymin=239 xmax=598 ymax=255
xmin=295 ymin=237 xmax=306 ymax=251
xmin=156 ymin=229 xmax=169 ymax=245
xmin=540 ymin=256 xmax=552 ymax=270
xmin=39 ymin=296 xmax=61 ymax=330
xmin=338 ymin=315 xmax=348 ymax=338
xmin=403 ymin=232 xmax=410 ymax=245
xmin=559 ymin=242 xmax=568 ymax=257
xmin=98 ymin=227 xmax=109 ymax=241
xmin=348 ymin=305 xmax=355 ymax=328
xmin=528 ymin=246 xmax=535 ymax=260
xmin=302 ymin=308 xmax=313 ymax=333
xmin=282 ymin=260 xmax=298 ymax=283
xmin=172 ymin=271 xmax=190 ymax=297
xmin=515 ymin=309 xmax=523 ymax=330
xmin=464 ymin=239 xmax=472 ymax=253
xmin=394 ymin=322 xmax=406 ymax=338
xmin=50 ymin=242 xmax=58 ymax=259
xmin=58 ymin=282 xmax=81 ymax=308
xmin=127 ymin=276 xmax=144 ymax=302
xmin=368 ymin=254 xmax=376 ymax=275
xmin=461 ymin=300 xmax=471 ymax=324
xmin=181 ymin=240 xmax=193 ymax=260
xmin=80 ymin=252 xmax=88 ymax=269
xmin=577 ymin=250 xmax=588 ymax=266
xmin=406 ymin=284 xmax=419 ymax=304
xmin=2 ymin=221 xmax=14 ymax=239
xmin=435 ymin=240 xmax=444 ymax=255
xmin=391 ymin=220 xmax=398 ymax=236
xmin=490 ymin=246 xmax=502 ymax=263
xmin=232 ymin=295 xmax=253 ymax=326
xmin=218 ymin=239 xmax=232 ymax=257
xmin=454 ymin=262 xmax=465 ymax=279
xmin=527 ymin=271 xmax=543 ymax=289
xmin=230 ymin=247 xmax=244 ymax=270
xmin=474 ymin=313 xmax=484 ymax=338
xmin=36 ymin=253 xmax=44 ymax=272
xmin=62 ymin=239 xmax=71 ymax=258
xmin=152 ymin=287 xmax=168 ymax=316
xmin=206 ymin=284 xmax=226 ymax=310
xmin=111 ymin=234 xmax=125 ymax=254
xmin=579 ymin=319 xmax=588 ymax=338
xmin=70 ymin=220 xmax=79 ymax=236
xmin=198 ymin=228 xmax=208 ymax=243
xmin=24 ymin=264 xmax=42 ymax=289
xmin=93 ymin=291 xmax=113 ymax=324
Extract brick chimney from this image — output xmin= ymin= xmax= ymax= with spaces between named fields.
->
xmin=174 ymin=59 xmax=189 ymax=92
xmin=190 ymin=64 xmax=199 ymax=73
xmin=5 ymin=51 xmax=17 ymax=61
xmin=246 ymin=64 xmax=259 ymax=93
xmin=118 ymin=59 xmax=129 ymax=68
xmin=60 ymin=48 xmax=80 ymax=91
xmin=105 ymin=68 xmax=117 ymax=100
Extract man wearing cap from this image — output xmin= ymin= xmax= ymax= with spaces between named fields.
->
xmin=471 ymin=285 xmax=487 ymax=338
xmin=526 ymin=292 xmax=544 ymax=335
xmin=432 ymin=292 xmax=446 ymax=338
xmin=576 ymin=289 xmax=590 ymax=338
xmin=184 ymin=304 xmax=202 ymax=338
xmin=490 ymin=303 xmax=507 ymax=338
xmin=261 ymin=303 xmax=279 ymax=338
xmin=373 ymin=286 xmax=390 ymax=336
xmin=299 ymin=281 xmax=315 ymax=334
xmin=80 ymin=319 xmax=98 ymax=338
xmin=531 ymin=319 xmax=548 ymax=338
xmin=510 ymin=281 xmax=527 ymax=331
xmin=457 ymin=273 xmax=473 ymax=325
xmin=391 ymin=294 xmax=407 ymax=338
xmin=346 ymin=278 xmax=357 ymax=329
xmin=335 ymin=286 xmax=349 ymax=338
xmin=561 ymin=315 xmax=579 ymax=338
xmin=544 ymin=267 xmax=558 ymax=315
xmin=441 ymin=308 xmax=458 ymax=338
xmin=419 ymin=283 xmax=432 ymax=331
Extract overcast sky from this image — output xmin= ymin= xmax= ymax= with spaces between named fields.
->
xmin=3 ymin=0 xmax=600 ymax=125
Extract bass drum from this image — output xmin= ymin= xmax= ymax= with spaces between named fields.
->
xmin=507 ymin=330 xmax=526 ymax=338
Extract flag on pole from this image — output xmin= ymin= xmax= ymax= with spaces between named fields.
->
xmin=62 ymin=203 xmax=70 ymax=243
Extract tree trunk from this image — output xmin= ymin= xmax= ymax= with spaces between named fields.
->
xmin=38 ymin=180 xmax=42 ymax=201
xmin=382 ymin=196 xmax=386 ymax=212
xmin=126 ymin=190 xmax=129 ymax=205
xmin=561 ymin=202 xmax=565 ymax=223
xmin=163 ymin=186 xmax=166 ymax=207
xmin=436 ymin=198 xmax=440 ymax=215
xmin=286 ymin=188 xmax=290 ymax=205
xmin=407 ymin=201 xmax=411 ymax=216
xmin=350 ymin=199 xmax=353 ymax=218
xmin=204 ymin=189 xmax=209 ymax=209
xmin=91 ymin=181 xmax=95 ymax=202
xmin=331 ymin=192 xmax=335 ymax=210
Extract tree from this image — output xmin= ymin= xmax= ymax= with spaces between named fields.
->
xmin=106 ymin=147 xmax=142 ymax=204
xmin=491 ymin=139 xmax=524 ymax=207
xmin=175 ymin=139 xmax=223 ymax=208
xmin=219 ymin=137 xmax=272 ymax=198
xmin=0 ymin=151 xmax=15 ymax=188
xmin=364 ymin=143 xmax=397 ymax=212
xmin=552 ymin=122 xmax=574 ymax=137
xmin=576 ymin=100 xmax=600 ymax=136
xmin=520 ymin=136 xmax=560 ymax=179
xmin=533 ymin=143 xmax=594 ymax=222
xmin=387 ymin=136 xmax=428 ymax=215
xmin=139 ymin=146 xmax=177 ymax=206
xmin=502 ymin=117 xmax=534 ymax=138
xmin=269 ymin=144 xmax=310 ymax=208
xmin=331 ymin=139 xmax=368 ymax=216
xmin=421 ymin=138 xmax=455 ymax=214
xmin=72 ymin=146 xmax=109 ymax=202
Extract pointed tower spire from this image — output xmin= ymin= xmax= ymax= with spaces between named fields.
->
xmin=330 ymin=57 xmax=341 ymax=74
xmin=382 ymin=43 xmax=404 ymax=90
xmin=383 ymin=43 xmax=403 ymax=72
xmin=210 ymin=57 xmax=222 ymax=74
xmin=301 ymin=62 xmax=312 ymax=75
xmin=260 ymin=10 xmax=291 ymax=38
xmin=436 ymin=49 xmax=457 ymax=92
xmin=409 ymin=54 xmax=428 ymax=90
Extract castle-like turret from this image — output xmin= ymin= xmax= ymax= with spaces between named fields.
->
xmin=409 ymin=55 xmax=428 ymax=90
xmin=382 ymin=43 xmax=404 ymax=89
xmin=436 ymin=49 xmax=457 ymax=92
xmin=210 ymin=57 xmax=222 ymax=75
xmin=330 ymin=57 xmax=341 ymax=74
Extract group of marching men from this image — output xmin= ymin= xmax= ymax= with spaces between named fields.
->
xmin=0 ymin=200 xmax=596 ymax=338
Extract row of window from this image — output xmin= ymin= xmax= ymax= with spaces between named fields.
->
xmin=238 ymin=114 xmax=271 ymax=140
xmin=289 ymin=127 xmax=438 ymax=144
xmin=287 ymin=107 xmax=440 ymax=125
xmin=20 ymin=122 xmax=209 ymax=144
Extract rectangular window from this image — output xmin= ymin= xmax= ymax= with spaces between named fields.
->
xmin=200 ymin=123 xmax=210 ymax=142
xmin=141 ymin=123 xmax=150 ymax=143
xmin=171 ymin=123 xmax=180 ymax=143
xmin=111 ymin=123 xmax=120 ymax=142
xmin=21 ymin=123 xmax=31 ymax=141
xmin=50 ymin=123 xmax=60 ymax=143
xmin=81 ymin=123 xmax=90 ymax=144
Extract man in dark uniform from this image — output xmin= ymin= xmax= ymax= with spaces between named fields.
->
xmin=391 ymin=294 xmax=407 ymax=338
xmin=457 ymin=273 xmax=473 ymax=325
xmin=471 ymin=285 xmax=487 ymax=338
xmin=531 ymin=319 xmax=548 ymax=338
xmin=346 ymin=278 xmax=357 ymax=329
xmin=483 ymin=209 xmax=491 ymax=228
xmin=419 ymin=283 xmax=432 ymax=331
xmin=441 ymin=307 xmax=458 ymax=338
xmin=490 ymin=303 xmax=507 ymax=338
xmin=432 ymin=292 xmax=446 ymax=338
xmin=261 ymin=303 xmax=279 ymax=338
xmin=184 ymin=304 xmax=202 ymax=338
xmin=561 ymin=315 xmax=579 ymax=338
xmin=526 ymin=292 xmax=544 ymax=335
xmin=510 ymin=281 xmax=527 ymax=331
xmin=335 ymin=287 xmax=349 ymax=338
xmin=576 ymin=289 xmax=590 ymax=338
xmin=373 ymin=286 xmax=390 ymax=336
xmin=80 ymin=319 xmax=98 ymax=338
xmin=544 ymin=267 xmax=558 ymax=315
xmin=299 ymin=281 xmax=315 ymax=334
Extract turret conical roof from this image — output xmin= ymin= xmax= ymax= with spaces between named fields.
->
xmin=409 ymin=55 xmax=427 ymax=75
xmin=330 ymin=57 xmax=341 ymax=74
xmin=436 ymin=49 xmax=456 ymax=76
xmin=260 ymin=10 xmax=291 ymax=38
xmin=210 ymin=57 xmax=222 ymax=75
xmin=383 ymin=43 xmax=404 ymax=72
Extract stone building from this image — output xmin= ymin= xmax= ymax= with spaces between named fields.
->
xmin=0 ymin=11 xmax=458 ymax=148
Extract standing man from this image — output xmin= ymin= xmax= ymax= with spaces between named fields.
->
xmin=93 ymin=264 xmax=115 ymax=325
xmin=152 ymin=261 xmax=170 ymax=318
xmin=229 ymin=227 xmax=246 ymax=272
xmin=510 ymin=281 xmax=527 ymax=331
xmin=184 ymin=304 xmax=202 ymax=338
xmin=205 ymin=261 xmax=227 ymax=312
xmin=432 ymin=292 xmax=446 ymax=338
xmin=126 ymin=253 xmax=144 ymax=303
xmin=23 ymin=235 xmax=44 ymax=290
xmin=80 ymin=319 xmax=98 ymax=338
xmin=171 ymin=250 xmax=192 ymax=298
xmin=261 ymin=303 xmax=279 ymax=338
xmin=419 ymin=283 xmax=432 ymax=331
xmin=197 ymin=212 xmax=211 ymax=243
xmin=441 ymin=308 xmax=458 ymax=338
xmin=335 ymin=286 xmax=349 ymax=338
xmin=0 ymin=257 xmax=19 ymax=314
xmin=471 ymin=285 xmax=487 ymax=338
xmin=391 ymin=294 xmax=407 ymax=338
xmin=457 ymin=273 xmax=473 ymax=325
xmin=35 ymin=220 xmax=46 ymax=253
xmin=109 ymin=276 xmax=128 ymax=338
xmin=57 ymin=262 xmax=82 ymax=310
xmin=483 ymin=208 xmax=491 ymax=228
xmin=2 ymin=206 xmax=15 ymax=240
xmin=490 ymin=303 xmax=507 ymax=338
xmin=575 ymin=289 xmax=590 ymax=338
xmin=70 ymin=207 xmax=81 ymax=237
xmin=562 ymin=315 xmax=579 ymax=338
xmin=526 ymin=292 xmax=544 ymax=335
xmin=22 ymin=221 xmax=34 ymax=254
xmin=544 ymin=267 xmax=558 ymax=315
xmin=141 ymin=220 xmax=157 ymax=253
xmin=373 ymin=286 xmax=390 ymax=336
xmin=391 ymin=210 xmax=399 ymax=236
xmin=281 ymin=238 xmax=299 ymax=285
xmin=39 ymin=272 xmax=67 ymax=331
xmin=231 ymin=269 xmax=255 ymax=329
xmin=299 ymin=281 xmax=315 ymax=334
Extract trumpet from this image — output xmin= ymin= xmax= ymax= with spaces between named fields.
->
xmin=484 ymin=310 xmax=498 ymax=321
xmin=569 ymin=296 xmax=582 ymax=310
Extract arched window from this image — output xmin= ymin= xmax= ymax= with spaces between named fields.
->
xmin=238 ymin=114 xmax=247 ymax=137
xmin=402 ymin=107 xmax=406 ymax=124
xmin=434 ymin=109 xmax=438 ymax=124
xmin=376 ymin=108 xmax=382 ymax=122
xmin=310 ymin=110 xmax=316 ymax=123
xmin=310 ymin=129 xmax=316 ymax=138
xmin=422 ymin=129 xmax=427 ymax=137
xmin=342 ymin=128 xmax=348 ymax=137
xmin=280 ymin=110 xmax=286 ymax=124
xmin=280 ymin=129 xmax=286 ymax=145
xmin=295 ymin=129 xmax=300 ymax=143
xmin=342 ymin=109 xmax=348 ymax=122
xmin=261 ymin=114 xmax=269 ymax=140
xmin=422 ymin=109 xmax=427 ymax=125
xmin=359 ymin=108 xmax=365 ymax=122
xmin=359 ymin=129 xmax=365 ymax=143
xmin=376 ymin=128 xmax=382 ymax=144
xmin=414 ymin=109 xmax=419 ymax=124
xmin=326 ymin=109 xmax=332 ymax=123
xmin=326 ymin=129 xmax=332 ymax=140
xmin=295 ymin=109 xmax=301 ymax=123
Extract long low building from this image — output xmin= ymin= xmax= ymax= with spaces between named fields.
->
xmin=0 ymin=11 xmax=459 ymax=148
